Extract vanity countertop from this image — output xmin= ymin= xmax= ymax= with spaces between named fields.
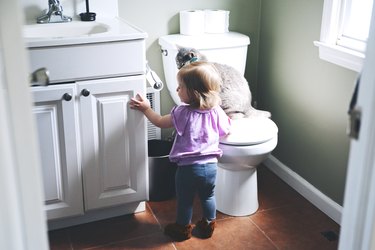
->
xmin=24 ymin=17 xmax=148 ymax=48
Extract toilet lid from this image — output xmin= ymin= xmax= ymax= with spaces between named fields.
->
xmin=220 ymin=117 xmax=278 ymax=146
xmin=159 ymin=32 xmax=250 ymax=50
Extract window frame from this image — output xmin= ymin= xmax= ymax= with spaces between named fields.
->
xmin=314 ymin=0 xmax=369 ymax=72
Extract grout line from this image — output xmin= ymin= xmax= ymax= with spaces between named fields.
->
xmin=146 ymin=202 xmax=164 ymax=231
xmin=80 ymin=232 xmax=166 ymax=250
xmin=146 ymin=202 xmax=178 ymax=250
xmin=71 ymin=204 xmax=173 ymax=250
xmin=249 ymin=217 xmax=280 ymax=250
xmin=256 ymin=204 xmax=295 ymax=213
xmin=264 ymin=204 xmax=295 ymax=210
xmin=172 ymin=242 xmax=178 ymax=250
xmin=65 ymin=228 xmax=74 ymax=250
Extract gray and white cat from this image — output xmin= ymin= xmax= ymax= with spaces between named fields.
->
xmin=175 ymin=46 xmax=271 ymax=119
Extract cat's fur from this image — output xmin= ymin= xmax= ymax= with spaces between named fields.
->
xmin=175 ymin=46 xmax=271 ymax=119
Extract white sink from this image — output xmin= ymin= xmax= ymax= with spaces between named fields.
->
xmin=23 ymin=17 xmax=148 ymax=48
xmin=24 ymin=17 xmax=148 ymax=83
xmin=24 ymin=22 xmax=109 ymax=39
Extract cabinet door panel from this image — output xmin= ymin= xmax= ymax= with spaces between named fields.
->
xmin=34 ymin=105 xmax=62 ymax=202
xmin=32 ymin=84 xmax=83 ymax=220
xmin=78 ymin=76 xmax=148 ymax=210
xmin=99 ymin=97 xmax=131 ymax=191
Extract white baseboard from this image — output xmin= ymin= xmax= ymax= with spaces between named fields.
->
xmin=264 ymin=155 xmax=342 ymax=225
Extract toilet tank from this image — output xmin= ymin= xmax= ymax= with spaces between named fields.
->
xmin=158 ymin=32 xmax=250 ymax=105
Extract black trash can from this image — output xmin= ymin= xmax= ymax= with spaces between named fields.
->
xmin=148 ymin=140 xmax=177 ymax=201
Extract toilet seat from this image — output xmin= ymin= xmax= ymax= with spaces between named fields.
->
xmin=220 ymin=117 xmax=278 ymax=146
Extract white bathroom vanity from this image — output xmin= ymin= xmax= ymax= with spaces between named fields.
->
xmin=25 ymin=17 xmax=149 ymax=229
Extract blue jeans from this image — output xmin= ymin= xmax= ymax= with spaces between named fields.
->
xmin=175 ymin=163 xmax=217 ymax=225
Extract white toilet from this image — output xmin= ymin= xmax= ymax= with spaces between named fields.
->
xmin=159 ymin=32 xmax=278 ymax=216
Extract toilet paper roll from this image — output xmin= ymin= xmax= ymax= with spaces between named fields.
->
xmin=180 ymin=10 xmax=205 ymax=36
xmin=204 ymin=9 xmax=229 ymax=33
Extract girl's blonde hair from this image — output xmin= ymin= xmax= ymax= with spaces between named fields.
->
xmin=177 ymin=61 xmax=222 ymax=109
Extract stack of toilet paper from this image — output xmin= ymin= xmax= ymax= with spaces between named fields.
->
xmin=180 ymin=9 xmax=230 ymax=36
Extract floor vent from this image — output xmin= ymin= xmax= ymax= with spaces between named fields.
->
xmin=321 ymin=230 xmax=339 ymax=241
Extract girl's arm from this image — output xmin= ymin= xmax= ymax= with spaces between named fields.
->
xmin=130 ymin=94 xmax=173 ymax=129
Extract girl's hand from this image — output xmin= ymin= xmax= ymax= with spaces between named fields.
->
xmin=130 ymin=94 xmax=151 ymax=112
xmin=130 ymin=93 xmax=173 ymax=128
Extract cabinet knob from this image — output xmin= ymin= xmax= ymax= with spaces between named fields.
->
xmin=62 ymin=93 xmax=72 ymax=101
xmin=81 ymin=89 xmax=90 ymax=97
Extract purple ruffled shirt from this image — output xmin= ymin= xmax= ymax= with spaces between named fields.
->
xmin=169 ymin=104 xmax=231 ymax=166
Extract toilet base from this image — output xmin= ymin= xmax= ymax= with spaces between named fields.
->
xmin=216 ymin=164 xmax=258 ymax=216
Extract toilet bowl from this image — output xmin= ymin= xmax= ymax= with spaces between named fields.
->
xmin=216 ymin=117 xmax=278 ymax=216
xmin=158 ymin=32 xmax=278 ymax=217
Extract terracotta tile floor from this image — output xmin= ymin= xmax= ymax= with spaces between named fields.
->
xmin=49 ymin=165 xmax=340 ymax=249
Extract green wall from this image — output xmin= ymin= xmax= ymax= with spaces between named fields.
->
xmin=258 ymin=0 xmax=357 ymax=205
xmin=119 ymin=0 xmax=357 ymax=205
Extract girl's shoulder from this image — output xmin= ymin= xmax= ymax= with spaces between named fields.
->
xmin=171 ymin=104 xmax=190 ymax=115
xmin=172 ymin=104 xmax=226 ymax=117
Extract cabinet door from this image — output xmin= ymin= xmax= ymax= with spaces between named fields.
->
xmin=32 ymin=84 xmax=83 ymax=220
xmin=78 ymin=76 xmax=148 ymax=210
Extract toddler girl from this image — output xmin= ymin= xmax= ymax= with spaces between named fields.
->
xmin=130 ymin=61 xmax=231 ymax=241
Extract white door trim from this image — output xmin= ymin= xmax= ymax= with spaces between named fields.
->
xmin=0 ymin=0 xmax=49 ymax=249
xmin=338 ymin=6 xmax=375 ymax=250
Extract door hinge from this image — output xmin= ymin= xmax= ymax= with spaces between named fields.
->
xmin=348 ymin=107 xmax=361 ymax=140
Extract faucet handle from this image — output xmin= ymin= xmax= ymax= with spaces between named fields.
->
xmin=49 ymin=0 xmax=60 ymax=6
xmin=30 ymin=68 xmax=50 ymax=86
xmin=37 ymin=0 xmax=72 ymax=23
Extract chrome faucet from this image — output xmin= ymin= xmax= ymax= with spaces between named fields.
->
xmin=37 ymin=0 xmax=72 ymax=24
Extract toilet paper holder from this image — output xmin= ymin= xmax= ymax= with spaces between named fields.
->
xmin=146 ymin=62 xmax=164 ymax=91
